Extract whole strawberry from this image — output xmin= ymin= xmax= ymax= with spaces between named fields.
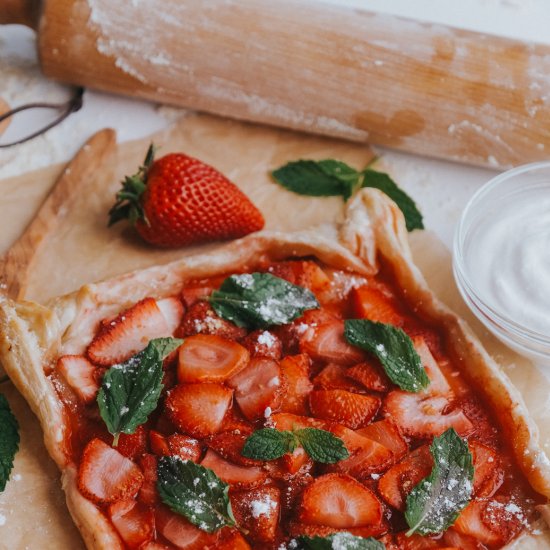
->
xmin=109 ymin=145 xmax=265 ymax=247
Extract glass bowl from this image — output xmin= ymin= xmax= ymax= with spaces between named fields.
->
xmin=453 ymin=161 xmax=550 ymax=364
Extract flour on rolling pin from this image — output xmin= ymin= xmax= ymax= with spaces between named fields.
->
xmin=27 ymin=0 xmax=550 ymax=167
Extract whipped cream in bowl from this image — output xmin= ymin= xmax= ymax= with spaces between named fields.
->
xmin=453 ymin=162 xmax=550 ymax=364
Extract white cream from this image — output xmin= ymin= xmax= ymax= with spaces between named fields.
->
xmin=464 ymin=195 xmax=550 ymax=335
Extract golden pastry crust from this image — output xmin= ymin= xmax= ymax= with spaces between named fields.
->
xmin=0 ymin=189 xmax=549 ymax=548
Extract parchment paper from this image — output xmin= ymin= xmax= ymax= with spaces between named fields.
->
xmin=0 ymin=113 xmax=548 ymax=549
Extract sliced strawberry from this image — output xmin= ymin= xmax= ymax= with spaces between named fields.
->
xmin=297 ymin=473 xmax=383 ymax=528
xmin=157 ymin=296 xmax=185 ymax=333
xmin=149 ymin=430 xmax=171 ymax=456
xmin=346 ymin=360 xmax=391 ymax=393
xmin=279 ymin=473 xmax=314 ymax=516
xmin=309 ymin=389 xmax=381 ymax=429
xmin=267 ymin=412 xmax=332 ymax=432
xmin=241 ymin=330 xmax=282 ymax=361
xmin=278 ymin=354 xmax=313 ymax=416
xmin=454 ymin=498 xmax=524 ymax=547
xmin=78 ymin=438 xmax=144 ymax=504
xmin=443 ymin=528 xmax=486 ymax=550
xmin=156 ymin=505 xmax=216 ymax=549
xmin=315 ymin=269 xmax=370 ymax=304
xmin=165 ymin=383 xmax=233 ymax=438
xmin=378 ymin=446 xmax=433 ymax=511
xmin=268 ymin=260 xmax=330 ymax=293
xmin=87 ymin=298 xmax=180 ymax=366
xmin=137 ymin=453 xmax=159 ymax=505
xmin=276 ymin=308 xmax=339 ymax=354
xmin=481 ymin=497 xmax=526 ymax=544
xmin=117 ymin=425 xmax=148 ymax=460
xmin=356 ymin=419 xmax=408 ymax=461
xmin=279 ymin=447 xmax=314 ymax=476
xmin=167 ymin=434 xmax=202 ymax=462
xmin=107 ymin=499 xmax=154 ymax=549
xmin=351 ymin=285 xmax=407 ymax=327
xmin=287 ymin=522 xmax=389 ymax=539
xmin=220 ymin=407 xmax=253 ymax=433
xmin=201 ymin=449 xmax=266 ymax=489
xmin=461 ymin=397 xmax=500 ymax=449
xmin=230 ymin=486 xmax=280 ymax=542
xmin=212 ymin=528 xmax=252 ymax=549
xmin=393 ymin=533 xmax=441 ymax=549
xmin=227 ymin=357 xmax=284 ymax=420
xmin=177 ymin=334 xmax=249 ymax=383
xmin=414 ymin=337 xmax=451 ymax=395
xmin=313 ymin=363 xmax=364 ymax=393
xmin=56 ymin=355 xmax=99 ymax=404
xmin=384 ymin=391 xmax=474 ymax=439
xmin=300 ymin=320 xmax=365 ymax=366
xmin=177 ymin=301 xmax=246 ymax=340
xmin=404 ymin=322 xmax=445 ymax=361
xmin=470 ymin=440 xmax=503 ymax=498
xmin=181 ymin=286 xmax=214 ymax=308
xmin=205 ymin=431 xmax=263 ymax=468
xmin=140 ymin=542 xmax=173 ymax=550
xmin=328 ymin=425 xmax=394 ymax=479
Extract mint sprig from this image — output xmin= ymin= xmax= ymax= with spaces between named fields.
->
xmin=271 ymin=159 xmax=423 ymax=231
xmin=242 ymin=427 xmax=349 ymax=464
xmin=157 ymin=456 xmax=235 ymax=533
xmin=97 ymin=337 xmax=183 ymax=445
xmin=0 ymin=394 xmax=20 ymax=492
xmin=210 ymin=272 xmax=319 ymax=328
xmin=344 ymin=319 xmax=429 ymax=393
xmin=405 ymin=428 xmax=474 ymax=536
xmin=298 ymin=533 xmax=385 ymax=549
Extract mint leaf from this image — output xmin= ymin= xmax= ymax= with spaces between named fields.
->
xmin=344 ymin=319 xmax=429 ymax=393
xmin=210 ymin=272 xmax=319 ymax=328
xmin=295 ymin=428 xmax=349 ymax=464
xmin=242 ymin=428 xmax=297 ymax=460
xmin=361 ymin=169 xmax=423 ymax=231
xmin=157 ymin=456 xmax=235 ymax=533
xmin=272 ymin=160 xmax=357 ymax=197
xmin=405 ymin=428 xmax=474 ymax=536
xmin=242 ymin=427 xmax=348 ymax=464
xmin=0 ymin=394 xmax=19 ymax=492
xmin=97 ymin=337 xmax=183 ymax=445
xmin=298 ymin=533 xmax=385 ymax=549
xmin=271 ymin=159 xmax=423 ymax=231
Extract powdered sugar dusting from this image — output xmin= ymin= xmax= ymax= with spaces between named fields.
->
xmin=250 ymin=495 xmax=277 ymax=518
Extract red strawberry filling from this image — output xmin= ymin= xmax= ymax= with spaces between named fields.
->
xmin=50 ymin=260 xmax=540 ymax=549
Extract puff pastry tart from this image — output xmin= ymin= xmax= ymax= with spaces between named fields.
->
xmin=1 ymin=189 xmax=549 ymax=549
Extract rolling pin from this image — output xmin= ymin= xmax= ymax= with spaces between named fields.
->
xmin=2 ymin=0 xmax=550 ymax=168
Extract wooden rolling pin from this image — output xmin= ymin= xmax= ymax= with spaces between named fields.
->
xmin=3 ymin=0 xmax=550 ymax=167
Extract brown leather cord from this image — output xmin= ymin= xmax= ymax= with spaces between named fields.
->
xmin=0 ymin=86 xmax=84 ymax=148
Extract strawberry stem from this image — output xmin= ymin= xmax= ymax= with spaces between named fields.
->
xmin=112 ymin=433 xmax=120 ymax=447
xmin=108 ymin=143 xmax=156 ymax=227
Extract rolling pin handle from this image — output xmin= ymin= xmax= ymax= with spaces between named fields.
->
xmin=0 ymin=0 xmax=40 ymax=29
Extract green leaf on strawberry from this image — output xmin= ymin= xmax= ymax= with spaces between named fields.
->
xmin=108 ymin=143 xmax=155 ymax=227
xmin=210 ymin=272 xmax=319 ymax=328
xmin=242 ymin=427 xmax=349 ymax=464
xmin=344 ymin=319 xmax=429 ymax=393
xmin=157 ymin=456 xmax=235 ymax=533
xmin=405 ymin=428 xmax=474 ymax=536
xmin=97 ymin=337 xmax=183 ymax=445
xmin=297 ymin=532 xmax=385 ymax=549
xmin=271 ymin=158 xmax=423 ymax=231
